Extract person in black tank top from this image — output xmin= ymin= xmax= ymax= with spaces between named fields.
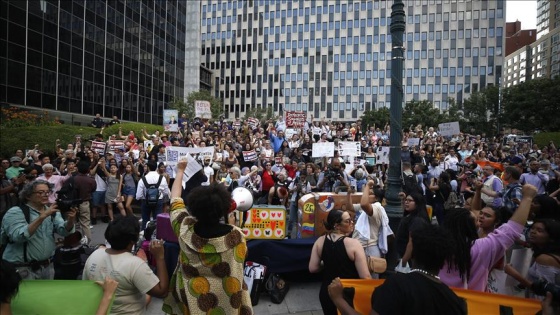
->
xmin=309 ymin=209 xmax=371 ymax=315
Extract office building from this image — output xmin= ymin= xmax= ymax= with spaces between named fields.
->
xmin=0 ymin=0 xmax=191 ymax=124
xmin=199 ymin=0 xmax=506 ymax=119
xmin=505 ymin=21 xmax=536 ymax=56
xmin=537 ymin=0 xmax=560 ymax=39
xmin=504 ymin=27 xmax=560 ymax=87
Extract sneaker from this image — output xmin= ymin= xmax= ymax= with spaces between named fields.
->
xmin=91 ymin=218 xmax=97 ymax=225
xmin=89 ymin=225 xmax=94 ymax=229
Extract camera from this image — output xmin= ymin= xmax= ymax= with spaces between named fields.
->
xmin=531 ymin=279 xmax=560 ymax=302
xmin=324 ymin=169 xmax=342 ymax=183
xmin=56 ymin=198 xmax=83 ymax=212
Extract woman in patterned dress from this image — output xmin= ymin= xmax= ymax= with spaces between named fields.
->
xmin=162 ymin=159 xmax=253 ymax=315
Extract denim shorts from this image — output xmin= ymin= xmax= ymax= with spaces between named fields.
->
xmin=122 ymin=186 xmax=136 ymax=197
xmin=91 ymin=191 xmax=106 ymax=206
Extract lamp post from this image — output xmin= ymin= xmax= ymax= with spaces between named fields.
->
xmin=385 ymin=0 xmax=406 ymax=270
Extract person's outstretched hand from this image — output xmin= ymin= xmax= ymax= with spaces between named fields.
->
xmin=176 ymin=159 xmax=187 ymax=172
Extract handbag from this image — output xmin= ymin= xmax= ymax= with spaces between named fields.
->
xmin=366 ymin=256 xmax=387 ymax=274
xmin=265 ymin=273 xmax=290 ymax=304
xmin=243 ymin=261 xmax=266 ymax=306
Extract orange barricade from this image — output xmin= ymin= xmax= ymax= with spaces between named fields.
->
xmin=339 ymin=279 xmax=541 ymax=315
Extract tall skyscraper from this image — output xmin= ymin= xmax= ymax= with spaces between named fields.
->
xmin=200 ymin=0 xmax=506 ymax=120
xmin=0 ymin=0 xmax=190 ymax=124
xmin=537 ymin=0 xmax=560 ymax=39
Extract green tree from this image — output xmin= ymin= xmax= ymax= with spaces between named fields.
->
xmin=401 ymin=100 xmax=443 ymax=130
xmin=360 ymin=106 xmax=390 ymax=130
xmin=168 ymin=90 xmax=223 ymax=120
xmin=501 ymin=77 xmax=560 ymax=132
xmin=461 ymin=87 xmax=500 ymax=136
xmin=443 ymin=98 xmax=467 ymax=130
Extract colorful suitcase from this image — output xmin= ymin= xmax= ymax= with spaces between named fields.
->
xmin=239 ymin=205 xmax=287 ymax=240
xmin=297 ymin=192 xmax=365 ymax=238
xmin=156 ymin=213 xmax=179 ymax=243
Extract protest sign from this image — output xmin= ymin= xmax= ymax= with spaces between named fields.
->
xmin=338 ymin=141 xmax=361 ymax=157
xmin=195 ymin=100 xmax=212 ymax=119
xmin=163 ymin=109 xmax=179 ymax=132
xmin=243 ymin=150 xmax=258 ymax=162
xmin=312 ymin=142 xmax=335 ymax=158
xmin=285 ymin=128 xmax=298 ymax=140
xmin=285 ymin=111 xmax=306 ymax=128
xmin=438 ymin=121 xmax=460 ymax=137
xmin=407 ymin=138 xmax=420 ymax=147
xmin=107 ymin=140 xmax=125 ymax=153
xmin=376 ymin=146 xmax=390 ymax=165
xmin=247 ymin=117 xmax=260 ymax=130
xmin=165 ymin=146 xmax=215 ymax=166
xmin=91 ymin=141 xmax=107 ymax=155
xmin=143 ymin=140 xmax=154 ymax=154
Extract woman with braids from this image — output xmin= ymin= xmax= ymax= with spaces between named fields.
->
xmin=162 ymin=159 xmax=253 ymax=315
xmin=438 ymin=182 xmax=538 ymax=291
xmin=309 ymin=209 xmax=371 ymax=315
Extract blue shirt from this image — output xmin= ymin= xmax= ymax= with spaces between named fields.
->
xmin=268 ymin=132 xmax=285 ymax=153
xmin=1 ymin=204 xmax=74 ymax=263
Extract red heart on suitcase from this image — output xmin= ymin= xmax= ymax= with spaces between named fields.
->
xmin=275 ymin=229 xmax=283 ymax=237
xmin=253 ymin=229 xmax=261 ymax=237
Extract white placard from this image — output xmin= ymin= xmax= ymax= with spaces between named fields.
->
xmin=438 ymin=121 xmax=460 ymax=137
xmin=407 ymin=138 xmax=420 ymax=147
xmin=143 ymin=140 xmax=154 ymax=154
xmin=376 ymin=146 xmax=390 ymax=165
xmin=194 ymin=100 xmax=212 ymax=119
xmin=285 ymin=128 xmax=298 ymax=140
xmin=312 ymin=142 xmax=335 ymax=158
xmin=338 ymin=141 xmax=361 ymax=157
xmin=165 ymin=146 xmax=215 ymax=166
xmin=181 ymin=154 xmax=203 ymax=184
xmin=91 ymin=141 xmax=107 ymax=155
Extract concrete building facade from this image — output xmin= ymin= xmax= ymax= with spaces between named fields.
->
xmin=199 ymin=0 xmax=506 ymax=119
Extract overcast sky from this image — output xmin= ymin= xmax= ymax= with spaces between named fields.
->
xmin=506 ymin=0 xmax=537 ymax=29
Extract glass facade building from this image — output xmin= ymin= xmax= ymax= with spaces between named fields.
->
xmin=200 ymin=0 xmax=506 ymax=120
xmin=0 ymin=0 xmax=189 ymax=124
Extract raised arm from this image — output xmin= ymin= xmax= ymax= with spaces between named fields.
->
xmin=171 ymin=159 xmax=187 ymax=199
xmin=360 ymin=180 xmax=375 ymax=216
xmin=510 ymin=184 xmax=537 ymax=226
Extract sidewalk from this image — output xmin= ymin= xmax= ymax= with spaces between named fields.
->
xmin=89 ymin=217 xmax=324 ymax=315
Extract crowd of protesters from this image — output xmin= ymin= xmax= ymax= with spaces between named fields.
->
xmin=1 ymin=112 xmax=560 ymax=314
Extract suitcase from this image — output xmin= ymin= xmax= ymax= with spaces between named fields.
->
xmin=156 ymin=213 xmax=178 ymax=243
xmin=297 ymin=192 xmax=364 ymax=238
xmin=240 ymin=205 xmax=287 ymax=240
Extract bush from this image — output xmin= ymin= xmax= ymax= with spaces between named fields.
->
xmin=534 ymin=132 xmax=560 ymax=148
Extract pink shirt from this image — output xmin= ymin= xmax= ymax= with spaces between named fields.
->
xmin=439 ymin=221 xmax=523 ymax=291
xmin=39 ymin=174 xmax=70 ymax=204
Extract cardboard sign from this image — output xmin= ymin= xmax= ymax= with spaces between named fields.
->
xmin=376 ymin=146 xmax=390 ymax=165
xmin=165 ymin=146 xmax=215 ymax=166
xmin=285 ymin=128 xmax=299 ymax=140
xmin=312 ymin=142 xmax=335 ymax=158
xmin=194 ymin=100 xmax=212 ymax=119
xmin=163 ymin=109 xmax=179 ymax=132
xmin=241 ymin=205 xmax=287 ymax=239
xmin=91 ymin=141 xmax=107 ymax=155
xmin=285 ymin=111 xmax=306 ymax=128
xmin=438 ymin=121 xmax=460 ymax=137
xmin=243 ymin=150 xmax=258 ymax=162
xmin=338 ymin=141 xmax=361 ymax=157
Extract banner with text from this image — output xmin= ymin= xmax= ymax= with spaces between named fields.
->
xmin=376 ymin=146 xmax=390 ymax=165
xmin=194 ymin=100 xmax=212 ymax=119
xmin=438 ymin=121 xmax=460 ymax=137
xmin=248 ymin=117 xmax=260 ymax=130
xmin=91 ymin=141 xmax=107 ymax=155
xmin=165 ymin=146 xmax=215 ymax=166
xmin=243 ymin=150 xmax=258 ymax=161
xmin=312 ymin=142 xmax=335 ymax=158
xmin=285 ymin=111 xmax=306 ymax=128
xmin=107 ymin=140 xmax=125 ymax=153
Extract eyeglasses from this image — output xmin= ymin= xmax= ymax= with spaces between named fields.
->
xmin=34 ymin=191 xmax=50 ymax=196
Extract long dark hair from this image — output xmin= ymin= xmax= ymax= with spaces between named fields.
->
xmin=443 ymin=208 xmax=478 ymax=282
xmin=531 ymin=219 xmax=560 ymax=259
xmin=406 ymin=192 xmax=429 ymax=222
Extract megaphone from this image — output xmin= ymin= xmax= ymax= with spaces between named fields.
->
xmin=231 ymin=187 xmax=254 ymax=212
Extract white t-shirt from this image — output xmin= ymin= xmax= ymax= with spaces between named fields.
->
xmin=203 ymin=166 xmax=215 ymax=186
xmin=83 ymin=249 xmax=159 ymax=315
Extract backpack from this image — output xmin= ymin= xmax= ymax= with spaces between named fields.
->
xmin=142 ymin=175 xmax=163 ymax=207
xmin=0 ymin=204 xmax=56 ymax=259
xmin=402 ymin=172 xmax=422 ymax=195
xmin=57 ymin=175 xmax=78 ymax=201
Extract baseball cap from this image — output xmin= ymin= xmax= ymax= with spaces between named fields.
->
xmin=10 ymin=156 xmax=22 ymax=163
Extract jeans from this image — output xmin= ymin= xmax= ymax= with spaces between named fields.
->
xmin=141 ymin=199 xmax=163 ymax=230
xmin=16 ymin=262 xmax=55 ymax=280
